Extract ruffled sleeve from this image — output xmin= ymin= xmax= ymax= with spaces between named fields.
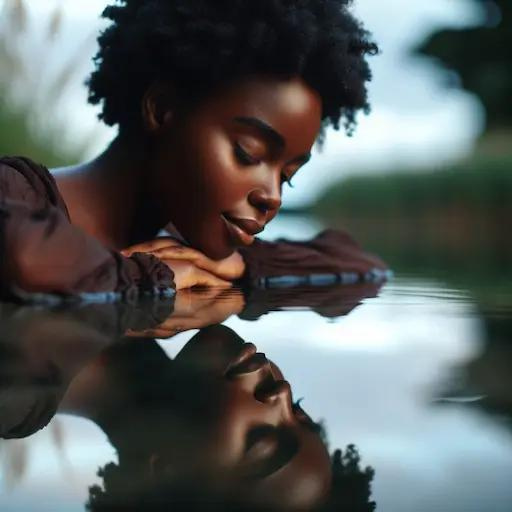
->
xmin=0 ymin=157 xmax=174 ymax=302
xmin=239 ymin=228 xmax=391 ymax=288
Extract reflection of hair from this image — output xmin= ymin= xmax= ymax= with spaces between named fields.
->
xmin=86 ymin=445 xmax=375 ymax=511
xmin=321 ymin=445 xmax=376 ymax=512
xmin=87 ymin=0 xmax=378 ymax=135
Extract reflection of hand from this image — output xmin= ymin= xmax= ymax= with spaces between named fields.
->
xmin=125 ymin=288 xmax=245 ymax=339
xmin=122 ymin=238 xmax=245 ymax=289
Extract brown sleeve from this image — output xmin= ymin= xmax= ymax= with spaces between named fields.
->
xmin=0 ymin=159 xmax=174 ymax=301
xmin=238 ymin=228 xmax=390 ymax=287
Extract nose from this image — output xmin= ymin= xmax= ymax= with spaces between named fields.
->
xmin=248 ymin=174 xmax=282 ymax=216
xmin=256 ymin=379 xmax=293 ymax=409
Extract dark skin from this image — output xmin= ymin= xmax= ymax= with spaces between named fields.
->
xmin=166 ymin=325 xmax=332 ymax=510
xmin=60 ymin=325 xmax=331 ymax=510
xmin=53 ymin=76 xmax=322 ymax=289
xmin=0 ymin=290 xmax=244 ymax=439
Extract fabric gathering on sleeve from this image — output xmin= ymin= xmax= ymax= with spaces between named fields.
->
xmin=0 ymin=157 xmax=175 ymax=304
xmin=238 ymin=229 xmax=392 ymax=289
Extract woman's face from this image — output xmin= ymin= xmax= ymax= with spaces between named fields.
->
xmin=161 ymin=325 xmax=332 ymax=510
xmin=149 ymin=76 xmax=322 ymax=260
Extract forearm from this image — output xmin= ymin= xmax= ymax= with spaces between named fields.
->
xmin=239 ymin=229 xmax=390 ymax=287
xmin=0 ymin=200 xmax=174 ymax=302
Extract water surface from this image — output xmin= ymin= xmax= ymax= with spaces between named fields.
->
xmin=1 ymin=216 xmax=511 ymax=512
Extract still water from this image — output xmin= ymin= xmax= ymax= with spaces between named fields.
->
xmin=1 ymin=217 xmax=511 ymax=512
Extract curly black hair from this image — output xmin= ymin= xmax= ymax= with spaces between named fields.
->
xmin=86 ymin=445 xmax=376 ymax=511
xmin=87 ymin=0 xmax=378 ymax=136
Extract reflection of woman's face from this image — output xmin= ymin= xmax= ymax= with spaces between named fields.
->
xmin=150 ymin=76 xmax=322 ymax=260
xmin=165 ymin=325 xmax=331 ymax=510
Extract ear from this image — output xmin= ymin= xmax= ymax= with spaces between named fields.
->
xmin=141 ymin=82 xmax=175 ymax=133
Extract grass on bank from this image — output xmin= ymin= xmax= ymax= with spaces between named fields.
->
xmin=311 ymin=154 xmax=512 ymax=219
xmin=308 ymin=150 xmax=512 ymax=308
xmin=0 ymin=0 xmax=91 ymax=166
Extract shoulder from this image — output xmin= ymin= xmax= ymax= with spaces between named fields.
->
xmin=0 ymin=156 xmax=68 ymax=212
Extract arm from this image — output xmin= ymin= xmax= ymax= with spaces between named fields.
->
xmin=238 ymin=229 xmax=391 ymax=288
xmin=0 ymin=161 xmax=174 ymax=302
xmin=122 ymin=229 xmax=390 ymax=289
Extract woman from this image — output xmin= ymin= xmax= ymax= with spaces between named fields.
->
xmin=0 ymin=277 xmax=381 ymax=440
xmin=0 ymin=0 xmax=384 ymax=301
xmin=1 ymin=306 xmax=376 ymax=510
xmin=59 ymin=323 xmax=375 ymax=511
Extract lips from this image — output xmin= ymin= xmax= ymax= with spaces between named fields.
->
xmin=225 ymin=342 xmax=269 ymax=377
xmin=221 ymin=214 xmax=264 ymax=247
xmin=226 ymin=216 xmax=265 ymax=236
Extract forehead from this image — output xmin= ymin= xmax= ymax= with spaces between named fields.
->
xmin=192 ymin=76 xmax=323 ymax=150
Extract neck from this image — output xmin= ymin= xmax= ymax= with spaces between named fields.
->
xmin=58 ymin=338 xmax=173 ymax=442
xmin=54 ymin=135 xmax=165 ymax=250
xmin=58 ymin=356 xmax=116 ymax=421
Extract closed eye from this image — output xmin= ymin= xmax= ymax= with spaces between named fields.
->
xmin=281 ymin=157 xmax=309 ymax=189
xmin=235 ymin=142 xmax=301 ymax=188
xmin=234 ymin=142 xmax=261 ymax=166
xmin=244 ymin=425 xmax=299 ymax=479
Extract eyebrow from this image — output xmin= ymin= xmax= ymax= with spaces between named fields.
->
xmin=234 ymin=116 xmax=285 ymax=150
xmin=233 ymin=117 xmax=312 ymax=164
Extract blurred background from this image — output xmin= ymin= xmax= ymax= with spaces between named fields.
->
xmin=1 ymin=2 xmax=511 ymax=510
xmin=1 ymin=0 xmax=510 ymax=306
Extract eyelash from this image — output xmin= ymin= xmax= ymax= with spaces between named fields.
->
xmin=292 ymin=398 xmax=322 ymax=434
xmin=281 ymin=174 xmax=294 ymax=188
xmin=292 ymin=398 xmax=304 ymax=411
xmin=234 ymin=143 xmax=294 ymax=189
xmin=234 ymin=143 xmax=259 ymax=166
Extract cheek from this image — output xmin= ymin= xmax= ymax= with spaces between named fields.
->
xmin=188 ymin=132 xmax=248 ymax=208
xmin=190 ymin=385 xmax=252 ymax=466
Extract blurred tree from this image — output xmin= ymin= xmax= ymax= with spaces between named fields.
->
xmin=434 ymin=315 xmax=512 ymax=437
xmin=415 ymin=0 xmax=511 ymax=133
xmin=0 ymin=0 xmax=92 ymax=166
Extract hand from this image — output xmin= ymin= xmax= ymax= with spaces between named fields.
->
xmin=125 ymin=287 xmax=245 ymax=339
xmin=122 ymin=238 xmax=246 ymax=284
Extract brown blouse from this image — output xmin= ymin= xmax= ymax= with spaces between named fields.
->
xmin=0 ymin=156 xmax=388 ymax=302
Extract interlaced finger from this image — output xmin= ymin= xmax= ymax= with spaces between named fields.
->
xmin=121 ymin=237 xmax=182 ymax=257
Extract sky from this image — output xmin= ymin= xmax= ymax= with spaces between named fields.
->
xmin=3 ymin=0 xmax=487 ymax=206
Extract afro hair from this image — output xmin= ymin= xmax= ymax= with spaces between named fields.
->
xmin=87 ymin=0 xmax=378 ymax=136
xmin=86 ymin=445 xmax=376 ymax=511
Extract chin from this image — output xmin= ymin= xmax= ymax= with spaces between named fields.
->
xmin=200 ymin=240 xmax=235 ymax=261
xmin=185 ymin=220 xmax=239 ymax=260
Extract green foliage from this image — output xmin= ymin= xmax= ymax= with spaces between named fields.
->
xmin=0 ymin=96 xmax=73 ymax=167
xmin=0 ymin=0 xmax=90 ymax=167
xmin=415 ymin=0 xmax=512 ymax=131
xmin=313 ymin=154 xmax=512 ymax=217
xmin=311 ymin=150 xmax=512 ymax=307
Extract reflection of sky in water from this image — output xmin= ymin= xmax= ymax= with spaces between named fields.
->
xmin=2 ymin=278 xmax=512 ymax=512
